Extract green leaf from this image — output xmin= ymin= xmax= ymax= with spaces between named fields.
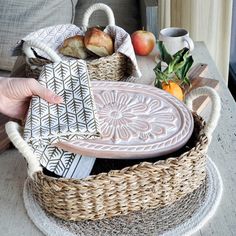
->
xmin=172 ymin=47 xmax=189 ymax=58
xmin=154 ymin=44 xmax=194 ymax=88
xmin=153 ymin=67 xmax=167 ymax=81
xmin=153 ymin=61 xmax=161 ymax=71
xmin=166 ymin=47 xmax=187 ymax=73
xmin=154 ymin=78 xmax=163 ymax=88
xmin=157 ymin=41 xmax=173 ymax=64
xmin=175 ymin=55 xmax=194 ymax=83
xmin=153 ymin=61 xmax=169 ymax=87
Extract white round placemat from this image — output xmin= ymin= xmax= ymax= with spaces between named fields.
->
xmin=23 ymin=157 xmax=223 ymax=236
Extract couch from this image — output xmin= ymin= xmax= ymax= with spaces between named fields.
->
xmin=0 ymin=0 xmax=158 ymax=152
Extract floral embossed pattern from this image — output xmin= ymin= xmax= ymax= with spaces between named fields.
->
xmin=95 ymin=90 xmax=179 ymax=143
xmin=58 ymin=81 xmax=194 ymax=159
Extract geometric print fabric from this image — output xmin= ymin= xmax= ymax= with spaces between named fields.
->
xmin=23 ymin=60 xmax=99 ymax=178
xmin=32 ymin=145 xmax=96 ymax=179
xmin=23 ymin=59 xmax=100 ymax=146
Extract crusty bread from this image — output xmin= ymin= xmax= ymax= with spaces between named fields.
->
xmin=84 ymin=28 xmax=113 ymax=57
xmin=59 ymin=35 xmax=88 ymax=59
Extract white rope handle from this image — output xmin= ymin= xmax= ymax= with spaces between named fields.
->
xmin=5 ymin=121 xmax=42 ymax=179
xmin=23 ymin=39 xmax=62 ymax=62
xmin=185 ymin=86 xmax=221 ymax=141
xmin=82 ymin=3 xmax=115 ymax=29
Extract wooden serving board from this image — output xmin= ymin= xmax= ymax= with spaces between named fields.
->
xmin=187 ymin=63 xmax=219 ymax=113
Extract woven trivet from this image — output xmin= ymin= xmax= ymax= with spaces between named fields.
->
xmin=23 ymin=157 xmax=223 ymax=236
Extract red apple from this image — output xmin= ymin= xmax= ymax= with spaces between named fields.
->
xmin=131 ymin=30 xmax=156 ymax=56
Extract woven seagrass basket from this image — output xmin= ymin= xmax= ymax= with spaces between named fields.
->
xmin=23 ymin=4 xmax=133 ymax=81
xmin=5 ymin=87 xmax=220 ymax=221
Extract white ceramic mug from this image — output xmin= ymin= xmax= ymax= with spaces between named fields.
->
xmin=159 ymin=27 xmax=194 ymax=55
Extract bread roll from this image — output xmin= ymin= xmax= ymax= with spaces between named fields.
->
xmin=84 ymin=28 xmax=113 ymax=57
xmin=59 ymin=35 xmax=88 ymax=59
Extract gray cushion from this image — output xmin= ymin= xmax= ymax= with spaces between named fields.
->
xmin=0 ymin=0 xmax=78 ymax=72
xmin=0 ymin=70 xmax=10 ymax=77
xmin=74 ymin=0 xmax=140 ymax=34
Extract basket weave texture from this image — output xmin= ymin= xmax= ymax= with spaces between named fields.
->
xmin=22 ymin=4 xmax=135 ymax=81
xmin=25 ymin=52 xmax=131 ymax=81
xmin=30 ymin=113 xmax=208 ymax=221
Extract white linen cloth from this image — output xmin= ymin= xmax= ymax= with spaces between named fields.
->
xmin=13 ymin=24 xmax=142 ymax=78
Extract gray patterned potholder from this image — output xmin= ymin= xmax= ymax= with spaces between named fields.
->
xmin=24 ymin=60 xmax=100 ymax=145
xmin=23 ymin=59 xmax=100 ymax=178
xmin=33 ymin=145 xmax=96 ymax=179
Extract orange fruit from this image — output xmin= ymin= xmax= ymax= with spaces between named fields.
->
xmin=162 ymin=81 xmax=184 ymax=101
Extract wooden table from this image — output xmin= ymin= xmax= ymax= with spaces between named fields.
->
xmin=0 ymin=42 xmax=235 ymax=236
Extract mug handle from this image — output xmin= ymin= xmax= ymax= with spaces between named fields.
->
xmin=183 ymin=36 xmax=194 ymax=51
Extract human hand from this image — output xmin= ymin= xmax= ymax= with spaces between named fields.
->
xmin=0 ymin=77 xmax=63 ymax=119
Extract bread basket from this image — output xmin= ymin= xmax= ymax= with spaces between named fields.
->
xmin=5 ymin=87 xmax=220 ymax=221
xmin=23 ymin=3 xmax=134 ymax=81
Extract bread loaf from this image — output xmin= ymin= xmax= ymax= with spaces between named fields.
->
xmin=84 ymin=28 xmax=113 ymax=57
xmin=59 ymin=35 xmax=88 ymax=59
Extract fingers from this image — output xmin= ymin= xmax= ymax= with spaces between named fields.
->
xmin=27 ymin=79 xmax=63 ymax=104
